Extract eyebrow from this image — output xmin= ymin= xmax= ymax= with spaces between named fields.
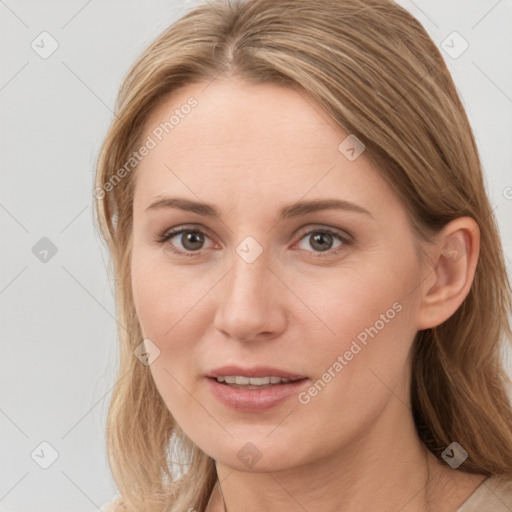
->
xmin=145 ymin=196 xmax=373 ymax=220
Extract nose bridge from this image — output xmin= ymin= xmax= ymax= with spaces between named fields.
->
xmin=228 ymin=230 xmax=273 ymax=294
xmin=227 ymin=245 xmax=273 ymax=312
xmin=213 ymin=243 xmax=285 ymax=341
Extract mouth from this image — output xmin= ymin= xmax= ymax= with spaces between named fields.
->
xmin=207 ymin=365 xmax=307 ymax=388
xmin=205 ymin=366 xmax=309 ymax=412
xmin=211 ymin=375 xmax=306 ymax=389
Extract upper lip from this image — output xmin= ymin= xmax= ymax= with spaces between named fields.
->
xmin=207 ymin=365 xmax=307 ymax=381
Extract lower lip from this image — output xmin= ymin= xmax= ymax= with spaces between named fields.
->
xmin=206 ymin=377 xmax=309 ymax=413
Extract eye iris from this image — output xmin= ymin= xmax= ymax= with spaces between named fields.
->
xmin=310 ymin=232 xmax=333 ymax=252
xmin=182 ymin=231 xmax=204 ymax=251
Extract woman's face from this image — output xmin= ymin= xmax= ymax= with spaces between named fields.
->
xmin=130 ymin=78 xmax=430 ymax=471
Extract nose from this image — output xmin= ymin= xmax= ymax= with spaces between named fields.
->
xmin=212 ymin=254 xmax=287 ymax=343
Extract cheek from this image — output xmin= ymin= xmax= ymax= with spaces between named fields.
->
xmin=287 ymin=276 xmax=418 ymax=453
xmin=292 ymin=258 xmax=414 ymax=347
xmin=130 ymin=255 xmax=209 ymax=421
xmin=131 ymin=247 xmax=198 ymax=339
xmin=290 ymin=255 xmax=419 ymax=400
xmin=130 ymin=249 xmax=217 ymax=386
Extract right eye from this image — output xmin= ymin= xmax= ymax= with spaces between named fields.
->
xmin=154 ymin=227 xmax=215 ymax=257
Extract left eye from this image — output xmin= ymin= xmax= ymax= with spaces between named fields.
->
xmin=154 ymin=227 xmax=352 ymax=258
xmin=295 ymin=229 xmax=350 ymax=255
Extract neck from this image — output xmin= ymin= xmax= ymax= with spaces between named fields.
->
xmin=206 ymin=396 xmax=457 ymax=512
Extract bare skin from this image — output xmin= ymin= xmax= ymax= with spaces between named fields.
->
xmin=130 ymin=77 xmax=486 ymax=511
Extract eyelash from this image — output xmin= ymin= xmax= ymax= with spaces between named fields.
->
xmin=153 ymin=225 xmax=353 ymax=259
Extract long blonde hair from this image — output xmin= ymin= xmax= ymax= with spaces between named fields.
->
xmin=93 ymin=0 xmax=512 ymax=510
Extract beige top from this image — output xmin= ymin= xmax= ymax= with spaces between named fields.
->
xmin=456 ymin=476 xmax=512 ymax=511
xmin=101 ymin=477 xmax=512 ymax=511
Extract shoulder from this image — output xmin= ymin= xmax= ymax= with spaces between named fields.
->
xmin=457 ymin=476 xmax=512 ymax=512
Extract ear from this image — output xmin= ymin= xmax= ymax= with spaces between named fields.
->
xmin=416 ymin=217 xmax=480 ymax=331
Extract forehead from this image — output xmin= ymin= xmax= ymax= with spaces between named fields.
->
xmin=141 ymin=78 xmax=344 ymax=168
xmin=132 ymin=78 xmax=399 ymax=220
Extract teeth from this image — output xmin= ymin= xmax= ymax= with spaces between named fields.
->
xmin=215 ymin=376 xmax=293 ymax=385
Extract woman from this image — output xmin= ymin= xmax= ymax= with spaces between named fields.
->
xmin=95 ymin=0 xmax=512 ymax=510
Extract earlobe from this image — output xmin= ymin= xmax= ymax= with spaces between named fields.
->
xmin=416 ymin=217 xmax=480 ymax=331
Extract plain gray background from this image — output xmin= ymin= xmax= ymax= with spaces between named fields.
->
xmin=1 ymin=1 xmax=511 ymax=510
